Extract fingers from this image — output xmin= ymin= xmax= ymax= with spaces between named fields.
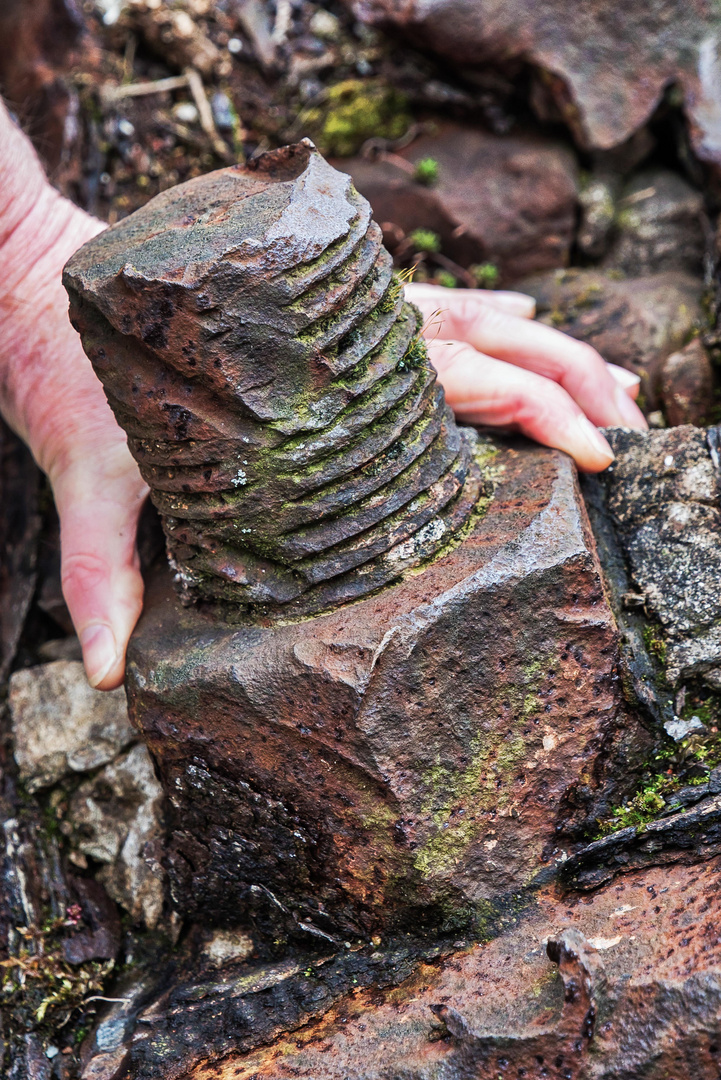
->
xmin=412 ymin=289 xmax=647 ymax=430
xmin=51 ymin=443 xmax=148 ymax=690
xmin=406 ymin=281 xmax=536 ymax=320
xmin=608 ymin=363 xmax=641 ymax=398
xmin=429 ymin=339 xmax=615 ymax=472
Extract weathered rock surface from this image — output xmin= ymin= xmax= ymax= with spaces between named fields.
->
xmin=603 ymin=169 xmax=706 ymax=277
xmin=347 ymin=0 xmax=721 ymax=166
xmin=80 ymin=858 xmax=721 ymax=1079
xmin=126 ymin=438 xmax=647 ymax=937
xmin=334 ymin=123 xmax=579 ymax=283
xmin=518 ymin=268 xmax=705 ymax=408
xmin=10 ymin=660 xmax=134 ymax=792
xmin=661 ymin=337 xmax=714 ymax=426
xmin=68 ymin=743 xmax=166 ymax=929
xmin=64 ymin=141 xmax=482 ymax=616
xmin=597 ymin=426 xmax=721 ymax=689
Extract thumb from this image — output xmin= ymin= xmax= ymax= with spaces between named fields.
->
xmin=51 ymin=444 xmax=148 ymax=690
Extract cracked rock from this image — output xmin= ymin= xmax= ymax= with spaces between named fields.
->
xmin=69 ymin=743 xmax=165 ymax=929
xmin=10 ymin=660 xmax=134 ymax=792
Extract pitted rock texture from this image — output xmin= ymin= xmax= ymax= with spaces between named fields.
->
xmin=598 ymin=426 xmax=721 ymax=688
xmin=80 ymin=859 xmax=721 ymax=1080
xmin=347 ymin=0 xmax=721 ymax=164
xmin=63 ymin=141 xmax=482 ymax=617
xmin=126 ymin=440 xmax=648 ymax=937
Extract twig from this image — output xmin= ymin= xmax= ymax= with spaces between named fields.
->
xmin=101 ymin=75 xmax=190 ymax=104
xmin=184 ymin=67 xmax=232 ymax=160
xmin=272 ymin=0 xmax=293 ymax=44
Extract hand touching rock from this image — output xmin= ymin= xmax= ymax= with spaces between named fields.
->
xmin=0 ymin=101 xmax=147 ymax=690
xmin=406 ymin=282 xmax=647 ymax=472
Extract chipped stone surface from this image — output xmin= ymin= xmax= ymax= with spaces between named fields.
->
xmin=334 ymin=122 xmax=579 ymax=283
xmin=127 ymin=439 xmax=647 ymax=937
xmin=69 ymin=743 xmax=165 ymax=929
xmin=63 ymin=141 xmax=481 ymax=617
xmin=347 ymin=0 xmax=721 ymax=165
xmin=599 ymin=426 xmax=721 ymax=688
xmin=519 ymin=268 xmax=704 ymax=408
xmin=10 ymin=660 xmax=134 ymax=792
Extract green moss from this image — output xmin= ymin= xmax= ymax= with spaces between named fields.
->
xmin=410 ymin=228 xmax=441 ymax=254
xmin=470 ymin=263 xmax=500 ymax=289
xmin=413 ymin=650 xmax=554 ymax=881
xmin=304 ymin=79 xmax=410 ymax=157
xmin=397 ymin=335 xmax=429 ymax=372
xmin=414 ymin=157 xmax=440 ymax=186
xmin=643 ymin=622 xmax=667 ymax=667
xmin=434 ymin=270 xmax=457 ymax=289
xmin=377 ymin=274 xmax=403 ymax=314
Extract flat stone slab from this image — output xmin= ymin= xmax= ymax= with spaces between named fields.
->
xmin=127 ymin=438 xmax=647 ymax=937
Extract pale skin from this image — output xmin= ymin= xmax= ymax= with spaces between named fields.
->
xmin=0 ymin=102 xmax=646 ymax=691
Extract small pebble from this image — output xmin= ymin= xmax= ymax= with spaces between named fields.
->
xmin=211 ymin=92 xmax=236 ymax=131
xmin=173 ymin=102 xmax=199 ymax=124
xmin=117 ymin=118 xmax=135 ymax=138
xmin=228 ymin=37 xmax=243 ymax=54
xmin=309 ymin=9 xmax=340 ymax=39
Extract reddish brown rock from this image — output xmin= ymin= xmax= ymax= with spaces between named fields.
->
xmin=347 ymin=0 xmax=721 ymax=167
xmin=126 ymin=439 xmax=647 ymax=938
xmin=661 ymin=337 xmax=714 ymax=426
xmin=64 ymin=142 xmax=482 ymax=617
xmin=80 ymin=858 xmax=721 ymax=1079
xmin=518 ymin=268 xmax=705 ymax=408
xmin=334 ymin=123 xmax=579 ymax=284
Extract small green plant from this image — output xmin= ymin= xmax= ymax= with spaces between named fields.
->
xmin=303 ymin=79 xmax=410 ymax=157
xmin=643 ymin=622 xmax=667 ymax=666
xmin=471 ymin=263 xmax=500 ymax=289
xmin=434 ymin=270 xmax=457 ymax=288
xmin=414 ymin=157 xmax=440 ymax=186
xmin=397 ymin=335 xmax=429 ymax=372
xmin=410 ymin=228 xmax=441 ymax=254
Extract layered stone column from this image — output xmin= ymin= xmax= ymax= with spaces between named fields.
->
xmin=63 ymin=142 xmax=647 ymax=938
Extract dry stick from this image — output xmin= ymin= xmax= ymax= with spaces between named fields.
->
xmin=101 ymin=75 xmax=190 ymax=103
xmin=185 ymin=67 xmax=233 ymax=160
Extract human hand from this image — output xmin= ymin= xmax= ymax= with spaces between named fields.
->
xmin=405 ymin=282 xmax=647 ymax=471
xmin=0 ymin=104 xmax=147 ymax=690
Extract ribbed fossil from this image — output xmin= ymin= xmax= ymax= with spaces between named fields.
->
xmin=63 ymin=141 xmax=484 ymax=616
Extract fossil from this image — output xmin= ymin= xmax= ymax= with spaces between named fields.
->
xmin=63 ymin=140 xmax=484 ymax=616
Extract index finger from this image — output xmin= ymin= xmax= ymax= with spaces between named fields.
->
xmin=412 ymin=291 xmax=647 ymax=430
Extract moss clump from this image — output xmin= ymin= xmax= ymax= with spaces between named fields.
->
xmin=643 ymin=621 xmax=667 ymax=667
xmin=470 ymin=263 xmax=500 ymax=289
xmin=410 ymin=228 xmax=441 ymax=254
xmin=304 ymin=80 xmax=410 ymax=157
xmin=377 ymin=274 xmax=404 ymax=314
xmin=397 ymin=335 xmax=429 ymax=372
xmin=1 ymin=914 xmax=114 ymax=1029
xmin=434 ymin=270 xmax=457 ymax=288
xmin=414 ymin=157 xmax=440 ymax=186
xmin=597 ymin=773 xmax=675 ymax=834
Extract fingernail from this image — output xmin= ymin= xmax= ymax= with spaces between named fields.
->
xmin=614 ymin=384 xmax=647 ymax=427
xmin=79 ymin=624 xmax=119 ymax=688
xmin=608 ymin=363 xmax=641 ymax=389
xmin=576 ymin=415 xmax=615 ymax=462
xmin=493 ymin=291 xmax=537 ymax=318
